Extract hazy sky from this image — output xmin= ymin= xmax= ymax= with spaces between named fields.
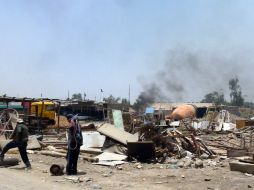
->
xmin=1 ymin=0 xmax=254 ymax=103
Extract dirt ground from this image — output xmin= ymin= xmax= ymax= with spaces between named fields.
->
xmin=1 ymin=153 xmax=254 ymax=190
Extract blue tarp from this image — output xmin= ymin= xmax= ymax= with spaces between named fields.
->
xmin=145 ymin=107 xmax=154 ymax=114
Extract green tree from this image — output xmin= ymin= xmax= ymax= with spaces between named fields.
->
xmin=201 ymin=91 xmax=226 ymax=105
xmin=121 ymin=98 xmax=130 ymax=105
xmin=72 ymin=93 xmax=82 ymax=101
xmin=103 ymin=95 xmax=121 ymax=104
xmin=229 ymin=77 xmax=244 ymax=106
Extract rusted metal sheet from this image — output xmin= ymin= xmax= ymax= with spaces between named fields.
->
xmin=236 ymin=120 xmax=254 ymax=129
xmin=127 ymin=141 xmax=155 ymax=160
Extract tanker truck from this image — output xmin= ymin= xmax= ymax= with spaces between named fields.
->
xmin=166 ymin=104 xmax=196 ymax=121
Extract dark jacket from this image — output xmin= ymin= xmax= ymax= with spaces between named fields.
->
xmin=68 ymin=120 xmax=83 ymax=148
xmin=10 ymin=123 xmax=29 ymax=143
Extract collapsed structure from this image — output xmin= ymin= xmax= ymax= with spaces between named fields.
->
xmin=0 ymin=96 xmax=254 ymax=174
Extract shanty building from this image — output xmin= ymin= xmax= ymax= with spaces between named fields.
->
xmin=151 ymin=102 xmax=216 ymax=118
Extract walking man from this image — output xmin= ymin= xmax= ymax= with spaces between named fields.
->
xmin=66 ymin=114 xmax=83 ymax=175
xmin=0 ymin=118 xmax=31 ymax=169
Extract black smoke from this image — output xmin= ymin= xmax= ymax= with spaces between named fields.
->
xmin=134 ymin=47 xmax=246 ymax=110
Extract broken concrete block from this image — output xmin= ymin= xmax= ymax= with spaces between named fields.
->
xmin=183 ymin=160 xmax=193 ymax=168
xmin=0 ymin=158 xmax=19 ymax=167
xmin=96 ymin=123 xmax=138 ymax=145
xmin=27 ymin=136 xmax=41 ymax=150
xmin=177 ymin=161 xmax=184 ymax=168
xmin=137 ymin=164 xmax=142 ymax=169
xmin=229 ymin=161 xmax=254 ymax=174
xmin=200 ymin=153 xmax=209 ymax=159
xmin=195 ymin=160 xmax=204 ymax=168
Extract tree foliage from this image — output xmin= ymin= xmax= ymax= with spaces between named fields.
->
xmin=103 ymin=95 xmax=121 ymax=104
xmin=201 ymin=91 xmax=226 ymax=105
xmin=72 ymin=93 xmax=82 ymax=101
xmin=103 ymin=95 xmax=130 ymax=105
xmin=201 ymin=77 xmax=245 ymax=107
xmin=121 ymin=98 xmax=130 ymax=105
xmin=229 ymin=77 xmax=244 ymax=106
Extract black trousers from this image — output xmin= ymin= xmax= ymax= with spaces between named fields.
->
xmin=66 ymin=145 xmax=80 ymax=175
xmin=0 ymin=140 xmax=31 ymax=167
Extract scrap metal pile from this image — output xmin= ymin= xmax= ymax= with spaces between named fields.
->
xmin=1 ymin=104 xmax=253 ymax=168
xmin=201 ymin=133 xmax=242 ymax=156
xmin=137 ymin=120 xmax=215 ymax=162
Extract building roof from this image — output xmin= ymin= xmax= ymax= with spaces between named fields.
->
xmin=151 ymin=102 xmax=216 ymax=111
xmin=0 ymin=96 xmax=59 ymax=103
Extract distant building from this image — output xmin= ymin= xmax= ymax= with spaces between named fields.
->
xmin=151 ymin=102 xmax=216 ymax=118
xmin=60 ymin=100 xmax=131 ymax=121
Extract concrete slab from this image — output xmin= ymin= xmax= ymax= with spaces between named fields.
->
xmin=229 ymin=161 xmax=254 ymax=174
xmin=96 ymin=123 xmax=138 ymax=145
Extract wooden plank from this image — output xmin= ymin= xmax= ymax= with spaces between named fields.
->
xmin=80 ymin=148 xmax=103 ymax=154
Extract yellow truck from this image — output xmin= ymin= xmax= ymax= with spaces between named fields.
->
xmin=29 ymin=101 xmax=56 ymax=127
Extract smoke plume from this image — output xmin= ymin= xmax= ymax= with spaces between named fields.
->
xmin=135 ymin=47 xmax=249 ymax=109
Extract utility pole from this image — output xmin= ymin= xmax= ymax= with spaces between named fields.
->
xmin=83 ymin=92 xmax=86 ymax=101
xmin=68 ymin=90 xmax=70 ymax=100
xmin=100 ymin=89 xmax=104 ymax=102
xmin=128 ymin=84 xmax=131 ymax=105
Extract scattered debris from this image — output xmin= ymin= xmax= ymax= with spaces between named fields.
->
xmin=195 ymin=160 xmax=204 ymax=168
xmin=95 ymin=152 xmax=127 ymax=161
xmin=155 ymin=181 xmax=168 ymax=184
xmin=1 ymin=99 xmax=254 ymax=190
xmin=93 ymin=161 xmax=127 ymax=166
xmin=50 ymin=164 xmax=64 ymax=176
xmin=80 ymin=132 xmax=105 ymax=149
xmin=0 ymin=158 xmax=19 ymax=167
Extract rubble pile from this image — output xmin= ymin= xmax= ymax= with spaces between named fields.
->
xmin=201 ymin=133 xmax=242 ymax=156
xmin=138 ymin=123 xmax=215 ymax=162
xmin=1 ymin=102 xmax=254 ymax=178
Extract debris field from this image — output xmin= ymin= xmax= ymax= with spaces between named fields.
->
xmin=0 ymin=99 xmax=254 ymax=190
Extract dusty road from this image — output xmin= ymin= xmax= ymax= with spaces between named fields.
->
xmin=0 ymin=167 xmax=80 ymax=190
xmin=0 ymin=153 xmax=254 ymax=190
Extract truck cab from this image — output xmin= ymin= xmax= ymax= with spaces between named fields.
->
xmin=30 ymin=101 xmax=56 ymax=126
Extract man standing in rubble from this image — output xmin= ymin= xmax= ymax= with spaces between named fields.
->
xmin=0 ymin=118 xmax=31 ymax=169
xmin=66 ymin=114 xmax=83 ymax=175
